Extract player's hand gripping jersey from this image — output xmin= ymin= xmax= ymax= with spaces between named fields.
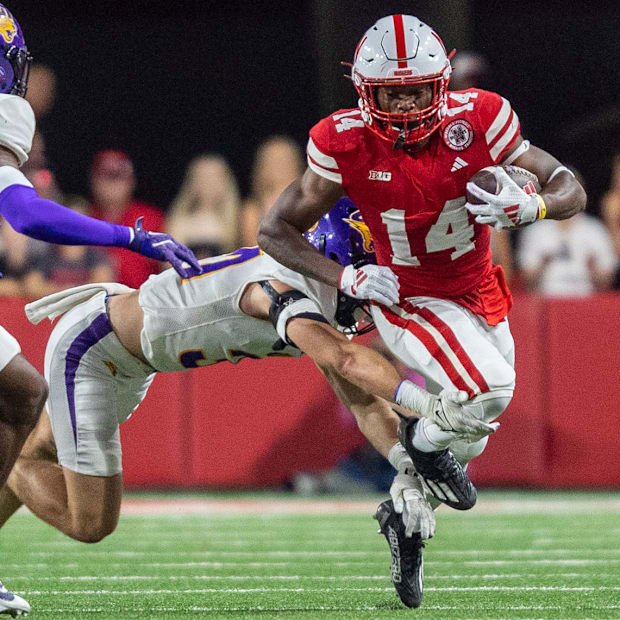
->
xmin=307 ymin=89 xmax=520 ymax=324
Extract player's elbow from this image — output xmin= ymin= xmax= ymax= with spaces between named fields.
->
xmin=257 ymin=215 xmax=279 ymax=255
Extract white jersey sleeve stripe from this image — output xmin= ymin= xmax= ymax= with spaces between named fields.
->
xmin=307 ymin=137 xmax=339 ymax=170
xmin=485 ymin=97 xmax=511 ymax=145
xmin=490 ymin=110 xmax=519 ymax=162
xmin=307 ymin=155 xmax=343 ymax=184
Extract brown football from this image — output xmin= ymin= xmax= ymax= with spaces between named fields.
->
xmin=466 ymin=165 xmax=542 ymax=204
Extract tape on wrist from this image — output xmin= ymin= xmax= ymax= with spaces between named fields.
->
xmin=548 ymin=165 xmax=575 ymax=183
xmin=537 ymin=194 xmax=547 ymax=220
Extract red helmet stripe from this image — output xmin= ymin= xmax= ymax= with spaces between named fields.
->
xmin=392 ymin=14 xmax=408 ymax=68
xmin=431 ymin=30 xmax=447 ymax=55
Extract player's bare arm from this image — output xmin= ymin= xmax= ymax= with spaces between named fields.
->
xmin=246 ymin=279 xmax=497 ymax=443
xmin=258 ymin=171 xmax=344 ymax=287
xmin=504 ymin=137 xmax=587 ymax=220
xmin=316 ymin=364 xmax=401 ymax=457
xmin=259 ymin=174 xmax=400 ymax=306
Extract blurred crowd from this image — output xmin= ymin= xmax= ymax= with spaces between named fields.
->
xmin=1 ymin=61 xmax=618 ymax=301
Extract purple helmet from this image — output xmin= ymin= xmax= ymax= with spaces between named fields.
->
xmin=304 ymin=197 xmax=375 ymax=269
xmin=305 ymin=197 xmax=376 ymax=335
xmin=0 ymin=4 xmax=31 ymax=97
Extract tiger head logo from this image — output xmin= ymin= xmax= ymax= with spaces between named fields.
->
xmin=344 ymin=209 xmax=374 ymax=254
xmin=0 ymin=7 xmax=17 ymax=44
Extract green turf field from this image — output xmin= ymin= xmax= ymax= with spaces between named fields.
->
xmin=2 ymin=491 xmax=619 ymax=619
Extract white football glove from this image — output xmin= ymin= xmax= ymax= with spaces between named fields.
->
xmin=390 ymin=455 xmax=435 ymax=539
xmin=338 ymin=263 xmax=399 ymax=306
xmin=394 ymin=380 xmax=499 ymax=442
xmin=465 ymin=167 xmax=545 ymax=230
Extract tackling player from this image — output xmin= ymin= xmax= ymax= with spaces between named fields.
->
xmin=257 ymin=14 xmax=586 ymax=608
xmin=0 ymin=5 xmax=199 ymax=615
xmin=0 ymin=201 xmax=492 ymax=613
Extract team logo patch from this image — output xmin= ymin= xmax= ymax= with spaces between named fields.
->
xmin=442 ymin=119 xmax=474 ymax=151
xmin=0 ymin=8 xmax=17 ymax=44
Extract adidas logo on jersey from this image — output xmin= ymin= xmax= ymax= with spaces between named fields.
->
xmin=450 ymin=157 xmax=468 ymax=172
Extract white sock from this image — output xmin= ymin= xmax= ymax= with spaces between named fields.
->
xmin=411 ymin=418 xmax=454 ymax=452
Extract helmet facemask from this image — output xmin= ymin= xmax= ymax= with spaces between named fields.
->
xmin=354 ymin=72 xmax=449 ymax=147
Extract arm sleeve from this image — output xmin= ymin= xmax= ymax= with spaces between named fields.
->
xmin=0 ymin=184 xmax=131 ymax=247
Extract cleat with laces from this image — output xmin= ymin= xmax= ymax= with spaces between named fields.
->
xmin=0 ymin=581 xmax=29 ymax=617
xmin=398 ymin=417 xmax=477 ymax=510
xmin=374 ymin=499 xmax=424 ymax=608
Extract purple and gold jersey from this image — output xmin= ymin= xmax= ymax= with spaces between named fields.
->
xmin=138 ymin=247 xmax=338 ymax=372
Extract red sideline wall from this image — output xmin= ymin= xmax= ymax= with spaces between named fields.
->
xmin=4 ymin=293 xmax=620 ymax=489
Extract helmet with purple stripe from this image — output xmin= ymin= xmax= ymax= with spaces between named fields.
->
xmin=0 ymin=4 xmax=31 ymax=97
xmin=304 ymin=197 xmax=376 ymax=335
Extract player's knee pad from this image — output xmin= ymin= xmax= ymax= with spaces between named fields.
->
xmin=450 ymin=435 xmax=489 ymax=467
xmin=462 ymin=392 xmax=513 ymax=424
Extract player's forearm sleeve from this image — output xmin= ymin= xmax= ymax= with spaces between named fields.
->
xmin=0 ymin=184 xmax=131 ymax=247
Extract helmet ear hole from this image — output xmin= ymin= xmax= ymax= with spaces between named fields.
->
xmin=328 ymin=252 xmax=340 ymax=264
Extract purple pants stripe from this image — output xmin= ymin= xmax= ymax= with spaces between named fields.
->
xmin=64 ymin=313 xmax=113 ymax=445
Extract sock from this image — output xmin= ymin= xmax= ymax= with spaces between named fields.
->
xmin=411 ymin=417 xmax=454 ymax=452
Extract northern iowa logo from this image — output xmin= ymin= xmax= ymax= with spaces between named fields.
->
xmin=344 ymin=209 xmax=374 ymax=254
xmin=442 ymin=119 xmax=474 ymax=151
xmin=0 ymin=7 xmax=17 ymax=44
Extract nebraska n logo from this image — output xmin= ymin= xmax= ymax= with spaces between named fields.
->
xmin=450 ymin=157 xmax=468 ymax=172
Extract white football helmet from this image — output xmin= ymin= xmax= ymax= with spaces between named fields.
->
xmin=351 ymin=15 xmax=452 ymax=146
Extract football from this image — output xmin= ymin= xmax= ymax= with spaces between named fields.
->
xmin=466 ymin=165 xmax=542 ymax=204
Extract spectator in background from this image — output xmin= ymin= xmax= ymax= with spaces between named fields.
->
xmin=23 ymin=196 xmax=115 ymax=297
xmin=517 ymin=169 xmax=616 ymax=296
xmin=166 ymin=154 xmax=240 ymax=258
xmin=24 ymin=64 xmax=57 ymax=121
xmin=601 ymin=150 xmax=620 ymax=289
xmin=240 ymin=136 xmax=304 ymax=246
xmin=449 ymin=51 xmax=491 ymax=91
xmin=89 ymin=150 xmax=165 ymax=288
xmin=0 ymin=218 xmax=45 ymax=298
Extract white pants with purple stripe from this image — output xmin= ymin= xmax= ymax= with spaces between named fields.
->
xmin=45 ymin=292 xmax=155 ymax=476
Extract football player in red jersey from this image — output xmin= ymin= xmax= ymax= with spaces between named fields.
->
xmin=258 ymin=14 xmax=586 ymax=608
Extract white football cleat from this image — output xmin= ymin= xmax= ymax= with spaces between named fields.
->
xmin=0 ymin=581 xmax=29 ymax=617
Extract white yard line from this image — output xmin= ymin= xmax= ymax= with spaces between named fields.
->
xmin=7 ymin=558 xmax=620 ymax=570
xmin=113 ymin=496 xmax=620 ymax=515
xmin=23 ymin=585 xmax=620 ymax=595
xmin=20 ymin=548 xmax=620 ymax=557
xmin=4 ymin=572 xmax=620 ymax=582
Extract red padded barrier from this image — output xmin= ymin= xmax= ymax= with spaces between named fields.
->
xmin=544 ymin=295 xmax=620 ymax=487
xmin=468 ymin=295 xmax=549 ymax=486
xmin=1 ymin=293 xmax=619 ymax=488
xmin=187 ymin=356 xmax=365 ymax=487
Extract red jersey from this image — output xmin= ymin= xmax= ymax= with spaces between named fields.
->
xmin=90 ymin=200 xmax=165 ymax=289
xmin=307 ymin=89 xmax=520 ymax=324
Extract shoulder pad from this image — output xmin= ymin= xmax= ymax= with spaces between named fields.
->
xmin=0 ymin=94 xmax=35 ymax=167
